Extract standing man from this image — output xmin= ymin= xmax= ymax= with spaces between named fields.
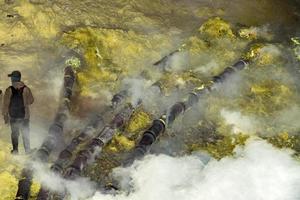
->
xmin=2 ymin=71 xmax=34 ymax=154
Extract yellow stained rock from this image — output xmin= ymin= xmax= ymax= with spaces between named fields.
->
xmin=243 ymin=43 xmax=283 ymax=65
xmin=114 ymin=135 xmax=135 ymax=151
xmin=0 ymin=151 xmax=7 ymax=164
xmin=0 ymin=21 xmax=33 ymax=45
xmin=250 ymin=85 xmax=270 ymax=94
xmin=239 ymin=28 xmax=258 ymax=40
xmin=257 ymin=53 xmax=276 ymax=66
xmin=241 ymin=80 xmax=293 ymax=116
xmin=239 ymin=27 xmax=273 ymax=41
xmin=279 ymin=132 xmax=290 ymax=141
xmin=291 ymin=37 xmax=300 ymax=61
xmin=61 ymin=27 xmax=173 ymax=97
xmin=14 ymin=1 xmax=59 ymax=39
xmin=257 ymin=45 xmax=284 ymax=66
xmin=199 ymin=17 xmax=235 ymax=39
xmin=0 ymin=172 xmax=18 ymax=200
xmin=29 ymin=181 xmax=41 ymax=200
xmin=242 ymin=43 xmax=265 ymax=61
xmin=126 ymin=110 xmax=151 ymax=133
xmin=0 ymin=136 xmax=23 ymax=200
xmin=185 ymin=36 xmax=207 ymax=54
xmin=267 ymin=132 xmax=299 ymax=149
xmin=189 ymin=133 xmax=249 ymax=160
xmin=107 ymin=134 xmax=135 ymax=153
xmin=106 ymin=109 xmax=151 ymax=153
xmin=291 ymin=37 xmax=300 ymax=46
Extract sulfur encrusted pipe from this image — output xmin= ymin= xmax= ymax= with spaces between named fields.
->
xmin=111 ymin=90 xmax=128 ymax=109
xmin=37 ymin=88 xmax=129 ymax=200
xmin=15 ymin=66 xmax=76 ymax=200
xmin=153 ymin=50 xmax=180 ymax=71
xmin=123 ymin=58 xmax=250 ymax=166
xmin=36 ymin=115 xmax=104 ymax=200
xmin=51 ymin=104 xmax=135 ymax=200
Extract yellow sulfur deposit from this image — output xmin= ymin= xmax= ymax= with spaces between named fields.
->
xmin=267 ymin=132 xmax=300 ymax=149
xmin=154 ymin=71 xmax=204 ymax=95
xmin=238 ymin=26 xmax=273 ymax=41
xmin=239 ymin=28 xmax=258 ymax=40
xmin=107 ymin=133 xmax=135 ymax=153
xmin=242 ymin=43 xmax=284 ymax=66
xmin=257 ymin=46 xmax=285 ymax=66
xmin=242 ymin=43 xmax=265 ymax=61
xmin=199 ymin=17 xmax=236 ymax=39
xmin=0 ymin=150 xmax=7 ymax=165
xmin=0 ymin=172 xmax=18 ymax=200
xmin=189 ymin=133 xmax=249 ymax=160
xmin=185 ymin=36 xmax=208 ymax=55
xmin=29 ymin=181 xmax=41 ymax=200
xmin=13 ymin=1 xmax=59 ymax=39
xmin=126 ymin=109 xmax=152 ymax=134
xmin=0 ymin=139 xmax=20 ymax=200
xmin=180 ymin=71 xmax=205 ymax=88
xmin=107 ymin=109 xmax=152 ymax=153
xmin=291 ymin=37 xmax=300 ymax=61
xmin=241 ymin=80 xmax=293 ymax=116
xmin=61 ymin=27 xmax=174 ymax=97
xmin=182 ymin=17 xmax=248 ymax=74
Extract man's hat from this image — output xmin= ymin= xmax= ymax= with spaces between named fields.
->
xmin=8 ymin=70 xmax=21 ymax=78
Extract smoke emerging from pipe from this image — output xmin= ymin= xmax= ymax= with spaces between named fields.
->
xmin=90 ymin=140 xmax=300 ymax=200
xmin=121 ymin=76 xmax=187 ymax=116
xmin=122 ymin=78 xmax=152 ymax=107
xmin=31 ymin=161 xmax=96 ymax=200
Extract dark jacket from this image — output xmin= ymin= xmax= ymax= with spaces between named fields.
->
xmin=2 ymin=82 xmax=34 ymax=120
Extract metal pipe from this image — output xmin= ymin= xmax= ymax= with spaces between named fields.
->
xmin=123 ymin=118 xmax=166 ymax=166
xmin=64 ymin=105 xmax=134 ymax=178
xmin=36 ymin=115 xmax=104 ymax=200
xmin=111 ymin=90 xmax=128 ymax=109
xmin=37 ymin=86 xmax=130 ymax=199
xmin=15 ymin=66 xmax=76 ymax=200
xmin=50 ymin=104 xmax=135 ymax=199
xmin=123 ymin=58 xmax=249 ymax=166
xmin=153 ymin=50 xmax=180 ymax=71
xmin=36 ymin=66 xmax=76 ymax=161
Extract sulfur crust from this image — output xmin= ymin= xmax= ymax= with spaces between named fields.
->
xmin=61 ymin=28 xmax=173 ymax=97
xmin=0 ymin=2 xmax=300 ymax=193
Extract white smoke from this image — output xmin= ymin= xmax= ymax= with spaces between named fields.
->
xmin=90 ymin=140 xmax=300 ymax=200
xmin=259 ymin=44 xmax=282 ymax=60
xmin=31 ymin=161 xmax=96 ymax=200
xmin=194 ymin=60 xmax=220 ymax=75
xmin=275 ymin=105 xmax=300 ymax=133
xmin=239 ymin=25 xmax=274 ymax=41
xmin=220 ymin=109 xmax=259 ymax=134
xmin=165 ymin=51 xmax=189 ymax=72
xmin=122 ymin=78 xmax=152 ymax=107
xmin=121 ymin=77 xmax=187 ymax=115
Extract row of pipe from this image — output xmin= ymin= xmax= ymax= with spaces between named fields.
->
xmin=39 ymin=57 xmax=250 ymax=199
xmin=39 ymin=104 xmax=136 ymax=200
xmin=123 ymin=59 xmax=249 ymax=166
xmin=19 ymin=42 xmax=259 ymax=199
xmin=37 ymin=86 xmax=130 ymax=200
xmin=37 ymin=70 xmax=162 ymax=199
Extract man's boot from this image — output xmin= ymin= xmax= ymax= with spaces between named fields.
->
xmin=11 ymin=149 xmax=18 ymax=155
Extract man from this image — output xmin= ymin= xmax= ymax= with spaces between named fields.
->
xmin=2 ymin=71 xmax=34 ymax=154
